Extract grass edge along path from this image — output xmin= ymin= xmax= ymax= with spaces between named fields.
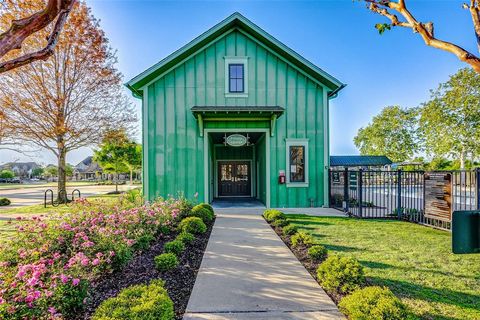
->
xmin=286 ymin=215 xmax=480 ymax=320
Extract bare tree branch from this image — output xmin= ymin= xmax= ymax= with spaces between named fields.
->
xmin=365 ymin=0 xmax=480 ymax=73
xmin=463 ymin=0 xmax=480 ymax=53
xmin=0 ymin=0 xmax=75 ymax=73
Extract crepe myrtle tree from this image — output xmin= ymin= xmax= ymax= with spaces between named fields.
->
xmin=0 ymin=1 xmax=137 ymax=202
xmin=362 ymin=0 xmax=480 ymax=73
xmin=0 ymin=0 xmax=76 ymax=73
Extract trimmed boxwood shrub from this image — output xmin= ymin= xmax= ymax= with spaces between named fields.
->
xmin=271 ymin=218 xmax=289 ymax=228
xmin=176 ymin=232 xmax=195 ymax=245
xmin=283 ymin=224 xmax=298 ymax=236
xmin=189 ymin=204 xmax=214 ymax=223
xmin=197 ymin=203 xmax=214 ymax=215
xmin=0 ymin=198 xmax=11 ymax=206
xmin=291 ymin=231 xmax=314 ymax=247
xmin=164 ymin=239 xmax=185 ymax=256
xmin=339 ymin=286 xmax=409 ymax=320
xmin=178 ymin=217 xmax=207 ymax=234
xmin=308 ymin=245 xmax=328 ymax=262
xmin=262 ymin=209 xmax=285 ymax=222
xmin=92 ymin=279 xmax=174 ymax=320
xmin=154 ymin=253 xmax=179 ymax=272
xmin=316 ymin=254 xmax=365 ymax=295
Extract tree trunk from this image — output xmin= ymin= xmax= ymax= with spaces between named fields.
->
xmin=115 ymin=173 xmax=119 ymax=193
xmin=460 ymin=147 xmax=466 ymax=170
xmin=57 ymin=145 xmax=68 ymax=203
xmin=130 ymin=168 xmax=133 ymax=185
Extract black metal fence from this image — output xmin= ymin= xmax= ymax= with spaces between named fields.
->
xmin=329 ymin=169 xmax=480 ymax=231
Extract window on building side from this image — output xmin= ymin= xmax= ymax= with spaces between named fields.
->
xmin=228 ymin=64 xmax=244 ymax=93
xmin=289 ymin=145 xmax=305 ymax=183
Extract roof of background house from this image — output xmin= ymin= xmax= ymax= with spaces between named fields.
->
xmin=75 ymin=156 xmax=101 ymax=173
xmin=0 ymin=162 xmax=40 ymax=170
xmin=76 ymin=156 xmax=93 ymax=167
xmin=330 ymin=155 xmax=393 ymax=167
xmin=126 ymin=12 xmax=345 ymax=98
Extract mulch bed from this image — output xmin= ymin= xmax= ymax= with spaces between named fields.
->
xmin=80 ymin=218 xmax=214 ymax=320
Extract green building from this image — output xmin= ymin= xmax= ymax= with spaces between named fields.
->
xmin=127 ymin=13 xmax=344 ymax=208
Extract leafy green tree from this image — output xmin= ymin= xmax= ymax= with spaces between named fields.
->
xmin=419 ymin=68 xmax=480 ymax=169
xmin=0 ymin=170 xmax=14 ymax=179
xmin=44 ymin=166 xmax=58 ymax=180
xmin=123 ymin=143 xmax=142 ymax=185
xmin=354 ymin=105 xmax=419 ymax=162
xmin=94 ymin=129 xmax=131 ymax=193
xmin=31 ymin=167 xmax=44 ymax=178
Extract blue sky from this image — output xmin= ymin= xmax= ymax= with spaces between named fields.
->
xmin=1 ymin=0 xmax=473 ymax=165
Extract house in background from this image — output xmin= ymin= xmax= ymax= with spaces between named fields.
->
xmin=0 ymin=162 xmax=41 ymax=179
xmin=73 ymin=156 xmax=105 ymax=181
xmin=127 ymin=13 xmax=344 ymax=208
xmin=330 ymin=155 xmax=393 ymax=170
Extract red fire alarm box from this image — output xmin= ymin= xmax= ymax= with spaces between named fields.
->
xmin=278 ymin=170 xmax=286 ymax=184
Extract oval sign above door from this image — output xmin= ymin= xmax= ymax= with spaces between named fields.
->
xmin=226 ymin=134 xmax=247 ymax=147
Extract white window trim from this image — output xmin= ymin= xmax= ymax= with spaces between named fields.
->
xmin=286 ymin=138 xmax=309 ymax=188
xmin=224 ymin=56 xmax=248 ymax=97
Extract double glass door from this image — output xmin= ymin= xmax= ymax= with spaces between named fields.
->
xmin=218 ymin=161 xmax=251 ymax=197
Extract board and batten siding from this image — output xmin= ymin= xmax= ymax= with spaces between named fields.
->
xmin=143 ymin=29 xmax=328 ymax=207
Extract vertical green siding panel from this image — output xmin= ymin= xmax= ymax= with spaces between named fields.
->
xmin=164 ymin=73 xmax=175 ymax=195
xmin=147 ymin=83 xmax=156 ymax=201
xmin=246 ymin=41 xmax=257 ymax=105
xmin=175 ymin=66 xmax=186 ymax=197
xmin=215 ymin=39 xmax=226 ymax=105
xmin=205 ymin=45 xmax=216 ymax=104
xmin=256 ymin=48 xmax=266 ymax=106
xmin=195 ymin=52 xmax=206 ymax=105
xmin=155 ymin=79 xmax=166 ymax=200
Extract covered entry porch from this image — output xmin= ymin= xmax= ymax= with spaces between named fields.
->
xmin=192 ymin=105 xmax=285 ymax=208
xmin=206 ymin=130 xmax=269 ymax=207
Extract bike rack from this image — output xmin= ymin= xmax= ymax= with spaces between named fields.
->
xmin=44 ymin=189 xmax=54 ymax=208
xmin=44 ymin=189 xmax=82 ymax=208
xmin=71 ymin=189 xmax=81 ymax=201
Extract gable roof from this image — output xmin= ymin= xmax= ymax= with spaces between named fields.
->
xmin=126 ymin=12 xmax=345 ymax=98
xmin=330 ymin=155 xmax=393 ymax=167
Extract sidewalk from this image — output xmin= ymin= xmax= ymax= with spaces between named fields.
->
xmin=183 ymin=209 xmax=344 ymax=320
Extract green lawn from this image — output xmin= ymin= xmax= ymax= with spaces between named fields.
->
xmin=287 ymin=215 xmax=480 ymax=320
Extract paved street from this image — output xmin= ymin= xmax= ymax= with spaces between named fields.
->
xmin=0 ymin=184 xmax=137 ymax=209
xmin=184 ymin=208 xmax=344 ymax=320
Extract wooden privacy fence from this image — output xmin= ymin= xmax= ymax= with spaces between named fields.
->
xmin=329 ymin=169 xmax=480 ymax=231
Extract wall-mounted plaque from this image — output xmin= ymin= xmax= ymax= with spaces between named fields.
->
xmin=225 ymin=134 xmax=247 ymax=147
xmin=424 ymin=172 xmax=452 ymax=221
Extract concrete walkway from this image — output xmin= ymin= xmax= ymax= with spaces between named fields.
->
xmin=183 ymin=209 xmax=344 ymax=320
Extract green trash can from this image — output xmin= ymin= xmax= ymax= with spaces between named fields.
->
xmin=452 ymin=211 xmax=480 ymax=254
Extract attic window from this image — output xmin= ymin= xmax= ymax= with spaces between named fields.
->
xmin=229 ymin=64 xmax=244 ymax=93
xmin=224 ymin=57 xmax=248 ymax=97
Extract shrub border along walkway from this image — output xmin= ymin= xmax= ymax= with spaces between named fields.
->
xmin=82 ymin=218 xmax=214 ymax=319
xmin=263 ymin=209 xmax=410 ymax=320
xmin=85 ymin=205 xmax=215 ymax=320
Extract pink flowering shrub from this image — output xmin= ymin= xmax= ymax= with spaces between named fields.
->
xmin=0 ymin=197 xmax=189 ymax=319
